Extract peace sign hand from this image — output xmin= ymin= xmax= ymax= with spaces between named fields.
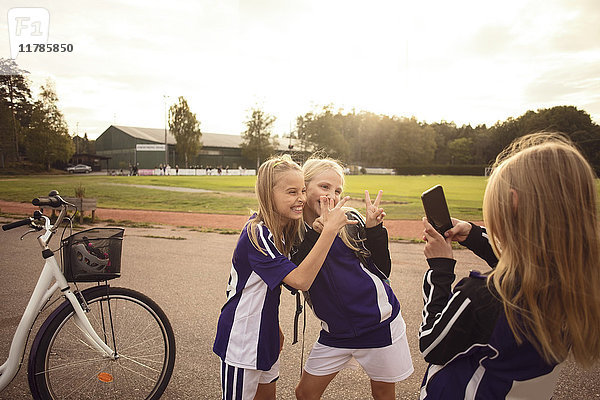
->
xmin=320 ymin=195 xmax=358 ymax=233
xmin=365 ymin=190 xmax=385 ymax=228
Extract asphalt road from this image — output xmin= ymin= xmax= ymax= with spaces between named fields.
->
xmin=0 ymin=223 xmax=598 ymax=399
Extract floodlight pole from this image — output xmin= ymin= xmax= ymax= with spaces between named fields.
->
xmin=163 ymin=95 xmax=169 ymax=166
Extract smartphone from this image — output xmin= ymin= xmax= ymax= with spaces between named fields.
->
xmin=421 ymin=185 xmax=453 ymax=235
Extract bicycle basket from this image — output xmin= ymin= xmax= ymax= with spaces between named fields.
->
xmin=62 ymin=227 xmax=124 ymax=282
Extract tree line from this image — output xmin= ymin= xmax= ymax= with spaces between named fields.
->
xmin=0 ymin=58 xmax=74 ymax=170
xmin=289 ymin=105 xmax=600 ymax=174
xmin=239 ymin=104 xmax=600 ymax=174
xmin=3 ymin=56 xmax=599 ymax=174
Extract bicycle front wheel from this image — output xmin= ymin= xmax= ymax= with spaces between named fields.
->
xmin=28 ymin=286 xmax=176 ymax=400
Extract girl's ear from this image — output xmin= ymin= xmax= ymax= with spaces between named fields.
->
xmin=510 ymin=188 xmax=518 ymax=214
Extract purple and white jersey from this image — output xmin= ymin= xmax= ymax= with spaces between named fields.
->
xmin=419 ymin=224 xmax=561 ymax=399
xmin=213 ymin=219 xmax=297 ymax=371
xmin=291 ymin=212 xmax=401 ymax=349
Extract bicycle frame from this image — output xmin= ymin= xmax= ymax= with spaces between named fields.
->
xmin=0 ymin=211 xmax=116 ymax=392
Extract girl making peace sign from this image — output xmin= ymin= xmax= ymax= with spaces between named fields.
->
xmin=292 ymin=158 xmax=413 ymax=400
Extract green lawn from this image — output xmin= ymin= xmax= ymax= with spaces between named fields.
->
xmin=0 ymin=174 xmax=490 ymax=220
xmin=342 ymin=175 xmax=486 ymax=220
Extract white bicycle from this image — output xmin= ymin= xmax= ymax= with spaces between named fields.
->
xmin=0 ymin=191 xmax=176 ymax=399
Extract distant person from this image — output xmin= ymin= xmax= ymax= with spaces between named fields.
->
xmin=293 ymin=158 xmax=413 ymax=400
xmin=175 ymin=165 xmax=179 ymax=175
xmin=419 ymin=132 xmax=600 ymax=399
xmin=238 ymin=165 xmax=244 ymax=175
xmin=213 ymin=155 xmax=356 ymax=400
xmin=166 ymin=164 xmax=171 ymax=176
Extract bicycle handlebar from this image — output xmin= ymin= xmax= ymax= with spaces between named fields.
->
xmin=2 ymin=218 xmax=32 ymax=231
xmin=2 ymin=190 xmax=69 ymax=236
xmin=32 ymin=196 xmax=63 ymax=208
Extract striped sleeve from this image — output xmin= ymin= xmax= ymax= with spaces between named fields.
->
xmin=459 ymin=224 xmax=498 ymax=268
xmin=347 ymin=210 xmax=392 ymax=278
xmin=419 ymin=258 xmax=501 ymax=365
xmin=247 ymin=223 xmax=297 ymax=291
xmin=364 ymin=223 xmax=391 ymax=278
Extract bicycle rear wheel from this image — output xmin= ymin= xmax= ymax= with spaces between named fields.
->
xmin=28 ymin=286 xmax=176 ymax=400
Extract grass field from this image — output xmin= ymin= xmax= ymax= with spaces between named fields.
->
xmin=0 ymin=174 xmax=488 ymax=220
xmin=2 ymin=173 xmax=597 ymax=220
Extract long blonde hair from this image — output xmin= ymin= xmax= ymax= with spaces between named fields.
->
xmin=301 ymin=157 xmax=367 ymax=255
xmin=485 ymin=132 xmax=600 ymax=367
xmin=247 ymin=155 xmax=303 ymax=257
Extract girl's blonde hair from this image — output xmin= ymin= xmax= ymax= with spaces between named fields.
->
xmin=485 ymin=132 xmax=600 ymax=367
xmin=248 ymin=154 xmax=303 ymax=256
xmin=301 ymin=157 xmax=367 ymax=255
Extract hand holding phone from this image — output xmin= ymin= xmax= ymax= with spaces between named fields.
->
xmin=421 ymin=185 xmax=453 ymax=235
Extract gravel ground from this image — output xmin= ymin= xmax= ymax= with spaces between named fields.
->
xmin=0 ymin=222 xmax=598 ymax=399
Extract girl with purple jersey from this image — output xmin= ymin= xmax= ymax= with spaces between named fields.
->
xmin=420 ymin=132 xmax=600 ymax=399
xmin=292 ymin=158 xmax=413 ymax=400
xmin=213 ymin=155 xmax=356 ymax=400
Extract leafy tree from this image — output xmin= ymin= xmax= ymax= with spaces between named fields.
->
xmin=427 ymin=121 xmax=459 ymax=164
xmin=447 ymin=137 xmax=474 ymax=164
xmin=25 ymin=80 xmax=74 ymax=170
xmin=296 ymin=112 xmax=314 ymax=155
xmin=240 ymin=107 xmax=277 ymax=169
xmin=0 ymin=58 xmax=33 ymax=163
xmin=486 ymin=106 xmax=600 ymax=168
xmin=296 ymin=106 xmax=349 ymax=160
xmin=0 ymin=103 xmax=14 ymax=167
xmin=354 ymin=111 xmax=381 ymax=165
xmin=73 ymin=132 xmax=96 ymax=154
xmin=297 ymin=109 xmax=438 ymax=168
xmin=527 ymin=106 xmax=600 ymax=168
xmin=388 ymin=117 xmax=437 ymax=168
xmin=296 ymin=104 xmax=600 ymax=173
xmin=168 ymin=96 xmax=202 ymax=167
xmin=73 ymin=132 xmax=94 ymax=154
xmin=337 ymin=110 xmax=362 ymax=163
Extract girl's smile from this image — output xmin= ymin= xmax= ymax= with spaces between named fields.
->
xmin=272 ymin=170 xmax=306 ymax=220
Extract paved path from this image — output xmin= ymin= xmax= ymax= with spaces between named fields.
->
xmin=0 ymin=200 xmax=433 ymax=240
xmin=0 ymin=221 xmax=597 ymax=399
xmin=106 ymin=183 xmax=215 ymax=193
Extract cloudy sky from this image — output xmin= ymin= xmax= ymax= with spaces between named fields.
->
xmin=1 ymin=0 xmax=599 ymax=140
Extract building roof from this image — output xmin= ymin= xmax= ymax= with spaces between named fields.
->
xmin=110 ymin=125 xmax=303 ymax=151
xmin=111 ymin=125 xmax=243 ymax=148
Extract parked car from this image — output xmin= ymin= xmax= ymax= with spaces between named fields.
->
xmin=66 ymin=164 xmax=92 ymax=174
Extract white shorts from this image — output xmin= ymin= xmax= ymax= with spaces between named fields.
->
xmin=304 ymin=314 xmax=414 ymax=383
xmin=220 ymin=359 xmax=279 ymax=400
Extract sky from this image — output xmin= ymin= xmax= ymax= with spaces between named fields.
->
xmin=1 ymin=0 xmax=599 ymax=140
